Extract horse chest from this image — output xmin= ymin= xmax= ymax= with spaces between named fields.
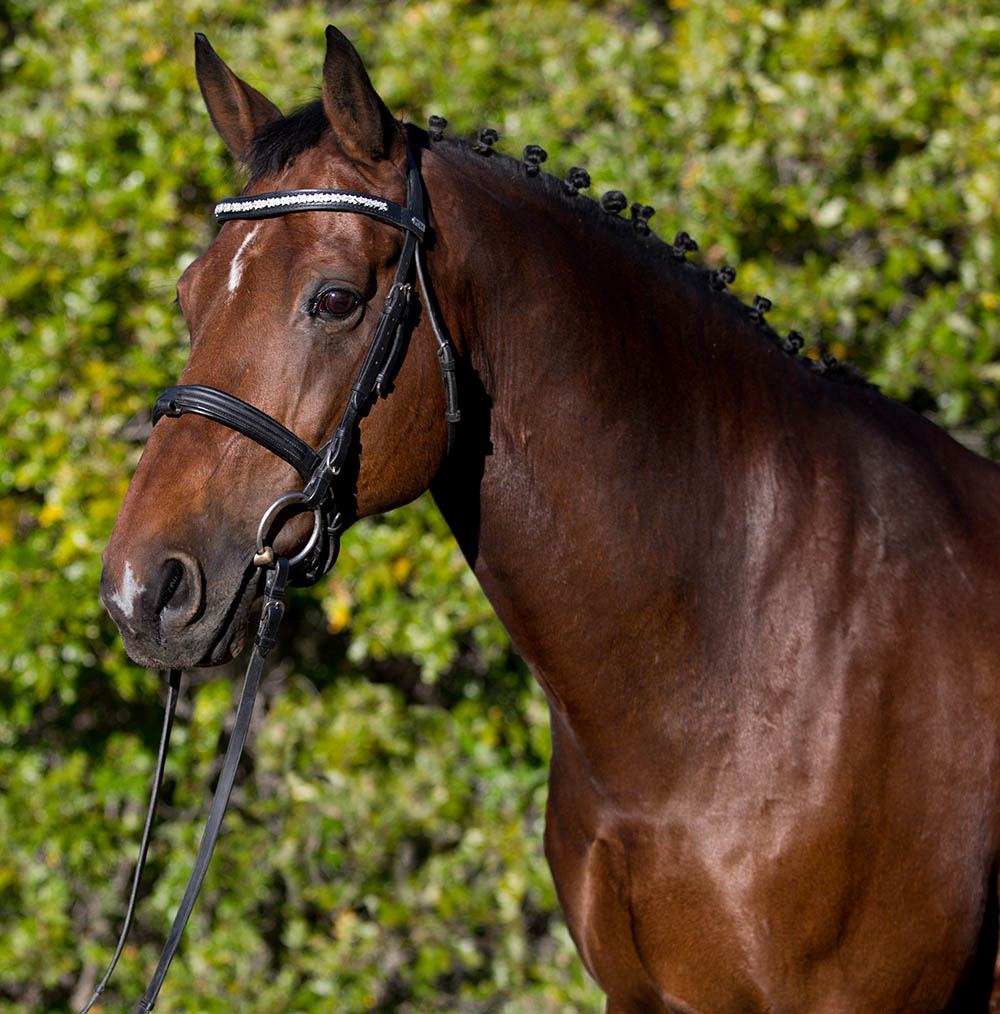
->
xmin=541 ymin=736 xmax=989 ymax=1013
xmin=542 ymin=783 xmax=767 ymax=1011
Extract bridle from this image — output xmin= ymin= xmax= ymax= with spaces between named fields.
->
xmin=154 ymin=145 xmax=459 ymax=585
xmin=79 ymin=143 xmax=459 ymax=1013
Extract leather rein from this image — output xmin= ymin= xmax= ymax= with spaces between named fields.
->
xmin=79 ymin=145 xmax=458 ymax=1013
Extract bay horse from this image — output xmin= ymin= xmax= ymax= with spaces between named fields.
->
xmin=101 ymin=26 xmax=1000 ymax=1013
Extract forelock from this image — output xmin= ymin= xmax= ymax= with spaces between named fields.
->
xmin=246 ymin=100 xmax=330 ymax=179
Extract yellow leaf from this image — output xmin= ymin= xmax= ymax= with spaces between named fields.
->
xmin=39 ymin=501 xmax=64 ymax=527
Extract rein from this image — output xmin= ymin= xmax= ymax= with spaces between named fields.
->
xmin=79 ymin=146 xmax=458 ymax=1013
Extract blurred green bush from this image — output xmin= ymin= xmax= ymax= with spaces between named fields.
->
xmin=1 ymin=1 xmax=997 ymax=1010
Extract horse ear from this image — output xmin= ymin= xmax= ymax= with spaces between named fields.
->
xmin=321 ymin=25 xmax=404 ymax=163
xmin=194 ymin=33 xmax=282 ymax=163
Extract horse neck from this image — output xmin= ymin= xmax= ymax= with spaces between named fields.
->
xmin=424 ymin=144 xmax=807 ymax=717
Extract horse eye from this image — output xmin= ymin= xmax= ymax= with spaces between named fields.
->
xmin=313 ymin=288 xmax=359 ymax=319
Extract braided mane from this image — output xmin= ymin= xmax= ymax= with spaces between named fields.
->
xmin=244 ymin=101 xmax=872 ymax=389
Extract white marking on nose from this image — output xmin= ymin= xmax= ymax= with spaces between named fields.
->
xmin=228 ymin=224 xmax=261 ymax=296
xmin=109 ymin=560 xmax=144 ymax=619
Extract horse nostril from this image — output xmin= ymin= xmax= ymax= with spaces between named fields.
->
xmin=152 ymin=554 xmax=205 ymax=631
xmin=156 ymin=558 xmax=185 ymax=615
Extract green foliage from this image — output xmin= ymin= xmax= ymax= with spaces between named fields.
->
xmin=2 ymin=0 xmax=998 ymax=1010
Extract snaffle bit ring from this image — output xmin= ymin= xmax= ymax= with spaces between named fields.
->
xmin=254 ymin=491 xmax=324 ymax=568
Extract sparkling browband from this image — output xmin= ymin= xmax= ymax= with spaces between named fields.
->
xmin=214 ymin=188 xmax=425 ymax=238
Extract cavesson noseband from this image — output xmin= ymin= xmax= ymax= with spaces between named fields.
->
xmin=79 ymin=146 xmax=459 ymax=1013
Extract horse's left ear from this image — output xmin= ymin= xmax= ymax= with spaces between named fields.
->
xmin=322 ymin=25 xmax=405 ymax=164
xmin=195 ymin=33 xmax=282 ymax=163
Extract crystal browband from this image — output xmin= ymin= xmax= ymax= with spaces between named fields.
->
xmin=214 ymin=188 xmax=425 ymax=238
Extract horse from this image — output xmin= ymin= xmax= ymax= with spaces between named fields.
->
xmin=100 ymin=26 xmax=1000 ymax=1013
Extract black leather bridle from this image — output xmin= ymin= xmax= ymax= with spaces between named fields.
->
xmin=79 ymin=145 xmax=459 ymax=1013
xmin=154 ymin=146 xmax=459 ymax=585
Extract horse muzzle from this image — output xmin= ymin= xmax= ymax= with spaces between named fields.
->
xmin=100 ymin=546 xmax=255 ymax=669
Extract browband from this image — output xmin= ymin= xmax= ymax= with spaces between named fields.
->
xmin=214 ymin=188 xmax=426 ymax=238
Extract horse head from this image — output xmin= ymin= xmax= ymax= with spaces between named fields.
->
xmin=101 ymin=28 xmax=453 ymax=669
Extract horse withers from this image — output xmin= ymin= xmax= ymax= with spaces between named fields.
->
xmin=101 ymin=26 xmax=1000 ymax=1013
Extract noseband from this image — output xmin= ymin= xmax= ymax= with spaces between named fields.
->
xmin=80 ymin=147 xmax=459 ymax=1013
xmin=153 ymin=146 xmax=459 ymax=585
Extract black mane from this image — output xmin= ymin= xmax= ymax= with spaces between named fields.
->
xmin=247 ymin=99 xmax=330 ymax=179
xmin=437 ymin=131 xmax=874 ymax=390
xmin=245 ymin=102 xmax=873 ymax=390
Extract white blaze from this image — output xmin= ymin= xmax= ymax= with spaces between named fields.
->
xmin=228 ymin=224 xmax=261 ymax=296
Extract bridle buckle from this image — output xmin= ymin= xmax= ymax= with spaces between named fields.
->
xmin=252 ymin=546 xmax=275 ymax=567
